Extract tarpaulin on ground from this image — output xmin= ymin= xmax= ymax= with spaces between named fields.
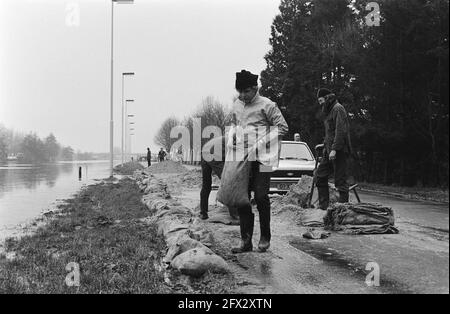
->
xmin=300 ymin=208 xmax=327 ymax=227
xmin=324 ymin=202 xmax=399 ymax=235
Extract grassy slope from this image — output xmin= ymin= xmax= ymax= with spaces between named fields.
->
xmin=0 ymin=178 xmax=236 ymax=294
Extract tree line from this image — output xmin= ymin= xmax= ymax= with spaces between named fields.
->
xmin=0 ymin=124 xmax=75 ymax=163
xmin=260 ymin=0 xmax=448 ymax=187
xmin=155 ymin=0 xmax=448 ymax=188
xmin=154 ymin=96 xmax=231 ymax=160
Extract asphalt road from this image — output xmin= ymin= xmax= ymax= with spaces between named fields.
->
xmin=175 ymin=165 xmax=448 ymax=293
xmin=288 ymin=190 xmax=449 ymax=293
xmin=177 ymin=175 xmax=448 ymax=293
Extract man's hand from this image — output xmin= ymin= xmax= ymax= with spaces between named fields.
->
xmin=329 ymin=150 xmax=337 ymax=160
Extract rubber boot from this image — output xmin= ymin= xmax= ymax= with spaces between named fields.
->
xmin=257 ymin=209 xmax=271 ymax=252
xmin=317 ymin=185 xmax=330 ymax=210
xmin=232 ymin=212 xmax=254 ymax=253
xmin=199 ymin=212 xmax=208 ymax=220
xmin=257 ymin=237 xmax=270 ymax=252
xmin=338 ymin=190 xmax=349 ymax=203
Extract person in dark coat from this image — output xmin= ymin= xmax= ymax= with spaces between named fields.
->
xmin=200 ymin=136 xmax=238 ymax=221
xmin=146 ymin=148 xmax=152 ymax=167
xmin=158 ymin=148 xmax=166 ymax=162
xmin=315 ymin=88 xmax=353 ymax=210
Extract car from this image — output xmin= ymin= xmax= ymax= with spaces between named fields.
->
xmin=269 ymin=140 xmax=316 ymax=194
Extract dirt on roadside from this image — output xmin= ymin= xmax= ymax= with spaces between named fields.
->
xmin=148 ymin=161 xmax=188 ymax=174
xmin=154 ymin=166 xmax=448 ymax=294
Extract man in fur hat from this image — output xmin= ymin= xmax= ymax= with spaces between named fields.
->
xmin=316 ymin=88 xmax=352 ymax=210
xmin=230 ymin=70 xmax=289 ymax=253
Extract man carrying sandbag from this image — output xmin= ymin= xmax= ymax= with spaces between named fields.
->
xmin=228 ymin=70 xmax=289 ymax=253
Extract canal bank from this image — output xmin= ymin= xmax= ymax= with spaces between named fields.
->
xmin=0 ymin=160 xmax=124 ymax=242
xmin=0 ymin=163 xmax=237 ymax=293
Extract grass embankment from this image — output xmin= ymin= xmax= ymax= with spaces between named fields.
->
xmin=0 ymin=178 xmax=236 ymax=293
xmin=359 ymin=182 xmax=449 ymax=204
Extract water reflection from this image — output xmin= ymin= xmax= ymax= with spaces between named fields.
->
xmin=0 ymin=163 xmax=73 ymax=195
xmin=0 ymin=160 xmax=114 ymax=240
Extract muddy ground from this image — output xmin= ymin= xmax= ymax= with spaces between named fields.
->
xmin=1 ymin=160 xmax=446 ymax=294
xmin=150 ymin=162 xmax=449 ymax=294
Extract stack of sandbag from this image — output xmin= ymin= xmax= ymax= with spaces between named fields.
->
xmin=134 ymin=170 xmax=230 ymax=278
xmin=280 ymin=175 xmax=338 ymax=209
xmin=324 ymin=202 xmax=399 ymax=235
xmin=271 ymin=175 xmax=334 ymax=227
xmin=282 ymin=175 xmax=314 ymax=208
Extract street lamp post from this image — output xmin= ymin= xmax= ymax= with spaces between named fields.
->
xmin=127 ymin=114 xmax=135 ymax=160
xmin=121 ymin=74 xmax=134 ymax=165
xmin=125 ymin=99 xmax=134 ymax=160
xmin=109 ymin=0 xmax=134 ymax=178
xmin=129 ymin=128 xmax=135 ymax=158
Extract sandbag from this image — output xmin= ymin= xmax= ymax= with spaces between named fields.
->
xmin=216 ymin=159 xmax=251 ymax=208
xmin=164 ymin=236 xmax=213 ymax=264
xmin=170 ymin=248 xmax=229 ymax=277
xmin=302 ymin=229 xmax=330 ymax=240
xmin=300 ymin=208 xmax=327 ymax=227
xmin=324 ymin=202 xmax=399 ymax=235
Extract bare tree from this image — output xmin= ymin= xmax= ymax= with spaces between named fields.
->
xmin=192 ymin=96 xmax=232 ymax=136
xmin=154 ymin=116 xmax=181 ymax=152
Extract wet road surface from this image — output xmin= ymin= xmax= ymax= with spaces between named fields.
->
xmin=174 ymin=173 xmax=448 ymax=294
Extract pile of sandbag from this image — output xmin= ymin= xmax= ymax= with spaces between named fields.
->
xmin=282 ymin=175 xmax=315 ymax=208
xmin=273 ymin=175 xmax=338 ymax=209
xmin=271 ymin=176 xmax=332 ymax=227
xmin=324 ymin=202 xmax=399 ymax=235
xmin=134 ymin=170 xmax=229 ymax=278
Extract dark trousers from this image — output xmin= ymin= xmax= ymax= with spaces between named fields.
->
xmin=200 ymin=161 xmax=214 ymax=215
xmin=316 ymin=150 xmax=349 ymax=210
xmin=200 ymin=160 xmax=236 ymax=216
xmin=238 ymin=161 xmax=271 ymax=242
xmin=147 ymin=159 xmax=151 ymax=167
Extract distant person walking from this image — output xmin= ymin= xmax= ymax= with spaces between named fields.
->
xmin=158 ymin=148 xmax=166 ymax=162
xmin=146 ymin=148 xmax=152 ymax=167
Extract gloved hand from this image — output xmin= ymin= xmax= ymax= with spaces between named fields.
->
xmin=329 ymin=150 xmax=337 ymax=161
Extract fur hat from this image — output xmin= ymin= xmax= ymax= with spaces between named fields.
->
xmin=235 ymin=70 xmax=258 ymax=90
xmin=316 ymin=88 xmax=333 ymax=99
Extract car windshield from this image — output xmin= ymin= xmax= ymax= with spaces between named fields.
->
xmin=280 ymin=143 xmax=313 ymax=161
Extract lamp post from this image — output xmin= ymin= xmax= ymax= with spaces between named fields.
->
xmin=110 ymin=0 xmax=134 ymax=177
xmin=128 ymin=123 xmax=135 ymax=156
xmin=129 ymin=127 xmax=135 ymax=160
xmin=121 ymin=74 xmax=134 ymax=165
xmin=127 ymin=114 xmax=135 ymax=160
xmin=125 ymin=99 xmax=134 ymax=159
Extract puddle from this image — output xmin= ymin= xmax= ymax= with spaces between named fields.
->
xmin=289 ymin=239 xmax=414 ymax=294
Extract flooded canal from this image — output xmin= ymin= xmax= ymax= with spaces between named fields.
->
xmin=0 ymin=160 xmax=119 ymax=241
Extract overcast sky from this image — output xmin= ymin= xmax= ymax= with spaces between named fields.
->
xmin=0 ymin=0 xmax=281 ymax=153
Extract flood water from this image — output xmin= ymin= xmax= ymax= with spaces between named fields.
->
xmin=0 ymin=160 xmax=119 ymax=241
